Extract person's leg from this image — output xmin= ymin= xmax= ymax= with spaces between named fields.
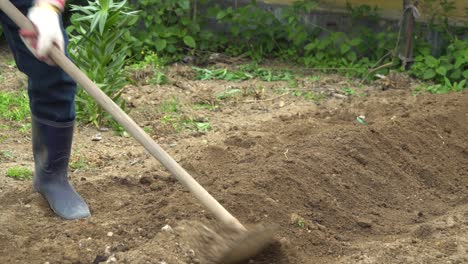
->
xmin=0 ymin=4 xmax=90 ymax=220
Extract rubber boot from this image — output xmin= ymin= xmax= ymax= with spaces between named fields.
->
xmin=32 ymin=116 xmax=90 ymax=220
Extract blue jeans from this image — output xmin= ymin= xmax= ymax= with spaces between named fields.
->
xmin=0 ymin=1 xmax=76 ymax=123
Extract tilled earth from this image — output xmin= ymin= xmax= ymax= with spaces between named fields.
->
xmin=0 ymin=47 xmax=467 ymax=264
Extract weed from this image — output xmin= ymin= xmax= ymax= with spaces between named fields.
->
xmin=193 ymin=121 xmax=211 ymax=132
xmin=308 ymin=75 xmax=321 ymax=82
xmin=128 ymin=51 xmax=167 ymax=85
xmin=193 ymin=64 xmax=296 ymax=84
xmin=421 ymin=77 xmax=467 ymax=94
xmin=159 ymin=97 xmax=179 ymax=113
xmin=70 ymin=155 xmax=89 ymax=171
xmin=143 ymin=126 xmax=154 ymax=134
xmin=0 ymin=91 xmax=29 ymax=122
xmin=192 ymin=102 xmax=218 ymax=111
xmin=0 ymin=150 xmax=14 ymax=161
xmin=161 ymin=114 xmax=211 ymax=133
xmin=215 ymin=88 xmax=242 ymax=100
xmin=297 ymin=218 xmax=306 ymax=228
xmin=292 ymin=90 xmax=325 ymax=101
xmin=19 ymin=123 xmax=31 ymax=134
xmin=6 ymin=166 xmax=32 ymax=180
xmin=342 ymin=87 xmax=356 ymax=96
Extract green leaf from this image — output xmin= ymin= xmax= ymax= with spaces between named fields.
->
xmin=436 ymin=66 xmax=447 ymax=76
xmin=423 ymin=69 xmax=436 ymax=80
xmin=340 ymin=44 xmax=350 ymax=54
xmin=350 ymin=38 xmax=362 ymax=46
xmin=450 ymin=69 xmax=461 ymax=80
xmin=216 ymin=10 xmax=227 ymax=20
xmin=346 ymin=52 xmax=357 ymax=62
xmin=183 ymin=35 xmax=196 ymax=48
xmin=155 ymin=39 xmax=167 ymax=51
xmin=424 ymin=56 xmax=439 ymax=68
xmin=304 ymin=42 xmax=317 ymax=51
xmin=463 ymin=70 xmax=468 ymax=79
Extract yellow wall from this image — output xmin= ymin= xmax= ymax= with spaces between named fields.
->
xmin=262 ymin=0 xmax=467 ymax=25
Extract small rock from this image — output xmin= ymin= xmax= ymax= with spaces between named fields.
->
xmin=107 ymin=232 xmax=113 ymax=237
xmin=278 ymin=101 xmax=285 ymax=107
xmin=92 ymin=133 xmax=103 ymax=141
xmin=315 ymin=223 xmax=327 ymax=232
xmin=446 ymin=216 xmax=456 ymax=228
xmin=332 ymin=93 xmax=347 ymax=99
xmin=356 ymin=218 xmax=372 ymax=228
xmin=104 ymin=246 xmax=112 ymax=256
xmin=161 ymin=224 xmax=173 ymax=233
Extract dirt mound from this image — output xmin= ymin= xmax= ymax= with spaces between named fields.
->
xmin=1 ymin=54 xmax=467 ymax=263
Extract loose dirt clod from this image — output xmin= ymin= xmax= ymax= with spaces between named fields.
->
xmin=169 ymin=221 xmax=277 ymax=264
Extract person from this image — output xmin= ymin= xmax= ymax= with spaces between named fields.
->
xmin=0 ymin=0 xmax=90 ymax=220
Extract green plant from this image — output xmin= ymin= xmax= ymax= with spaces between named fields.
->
xmin=292 ymin=90 xmax=324 ymax=101
xmin=193 ymin=64 xmax=295 ymax=83
xmin=211 ymin=3 xmax=283 ymax=60
xmin=70 ymin=155 xmax=89 ymax=170
xmin=128 ymin=51 xmax=167 ymax=85
xmin=67 ymin=0 xmax=138 ymax=129
xmin=0 ymin=91 xmax=29 ymax=122
xmin=410 ymin=38 xmax=468 ymax=84
xmin=6 ymin=166 xmax=32 ymax=180
xmin=342 ymin=87 xmax=356 ymax=96
xmin=130 ymin=0 xmax=214 ymax=59
xmin=215 ymin=88 xmax=242 ymax=100
xmin=420 ymin=0 xmax=457 ymax=40
xmin=422 ymin=77 xmax=467 ymax=94
xmin=19 ymin=123 xmax=32 ymax=134
xmin=143 ymin=126 xmax=154 ymax=134
xmin=346 ymin=3 xmax=380 ymax=23
xmin=0 ymin=150 xmax=14 ymax=161
xmin=192 ymin=102 xmax=218 ymax=111
xmin=159 ymin=97 xmax=180 ymax=113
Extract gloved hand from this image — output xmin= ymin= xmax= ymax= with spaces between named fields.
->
xmin=20 ymin=3 xmax=64 ymax=65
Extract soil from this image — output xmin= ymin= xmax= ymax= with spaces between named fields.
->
xmin=0 ymin=44 xmax=467 ymax=264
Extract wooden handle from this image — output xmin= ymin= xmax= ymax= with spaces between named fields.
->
xmin=0 ymin=0 xmax=246 ymax=231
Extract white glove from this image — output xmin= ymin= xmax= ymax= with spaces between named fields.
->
xmin=20 ymin=4 xmax=64 ymax=64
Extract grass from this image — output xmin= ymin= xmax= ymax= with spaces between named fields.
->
xmin=192 ymin=102 xmax=218 ymax=111
xmin=193 ymin=63 xmax=295 ymax=83
xmin=159 ymin=97 xmax=179 ymax=113
xmin=70 ymin=155 xmax=89 ymax=171
xmin=0 ymin=91 xmax=29 ymax=122
xmin=159 ymin=97 xmax=212 ymax=133
xmin=0 ymin=150 xmax=14 ymax=161
xmin=342 ymin=87 xmax=356 ymax=96
xmin=6 ymin=166 xmax=32 ymax=180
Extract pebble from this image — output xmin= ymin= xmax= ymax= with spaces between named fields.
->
xmin=92 ymin=133 xmax=103 ymax=141
xmin=107 ymin=232 xmax=113 ymax=237
xmin=161 ymin=224 xmax=173 ymax=233
xmin=332 ymin=93 xmax=347 ymax=99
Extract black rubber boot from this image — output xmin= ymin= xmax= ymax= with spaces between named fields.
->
xmin=32 ymin=116 xmax=90 ymax=220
